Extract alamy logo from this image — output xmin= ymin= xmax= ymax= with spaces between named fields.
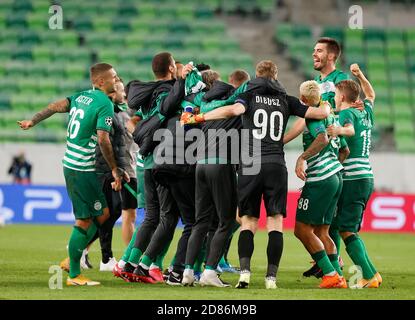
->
xmin=49 ymin=5 xmax=63 ymax=30
xmin=348 ymin=5 xmax=363 ymax=29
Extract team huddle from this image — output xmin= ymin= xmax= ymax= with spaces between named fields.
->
xmin=18 ymin=37 xmax=381 ymax=290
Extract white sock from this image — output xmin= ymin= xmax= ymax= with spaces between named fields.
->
xmin=149 ymin=263 xmax=159 ymax=270
xmin=118 ymin=260 xmax=126 ymax=268
xmin=139 ymin=262 xmax=149 ymax=270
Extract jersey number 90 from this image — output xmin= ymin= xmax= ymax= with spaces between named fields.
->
xmin=253 ymin=109 xmax=284 ymax=141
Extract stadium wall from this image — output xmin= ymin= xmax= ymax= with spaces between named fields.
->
xmin=1 ymin=143 xmax=415 ymax=193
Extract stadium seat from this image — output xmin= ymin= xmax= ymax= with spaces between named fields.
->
xmin=118 ymin=2 xmax=139 ymax=18
xmin=112 ymin=19 xmax=132 ymax=32
xmin=0 ymin=94 xmax=11 ymax=110
xmin=73 ymin=16 xmax=93 ymax=32
xmin=6 ymin=12 xmax=28 ymax=29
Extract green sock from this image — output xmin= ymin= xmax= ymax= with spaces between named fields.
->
xmin=140 ymin=254 xmax=153 ymax=268
xmin=218 ymin=255 xmax=227 ymax=267
xmin=345 ymin=234 xmax=375 ymax=280
xmin=311 ymin=250 xmax=335 ymax=276
xmin=328 ymin=254 xmax=343 ymax=276
xmin=359 ymin=235 xmax=378 ymax=275
xmin=86 ymin=221 xmax=98 ymax=243
xmin=205 ymin=265 xmax=215 ymax=271
xmin=128 ymin=247 xmax=143 ymax=265
xmin=68 ymin=226 xmax=88 ymax=278
xmin=185 ymin=264 xmax=193 ymax=270
xmin=154 ymin=240 xmax=171 ymax=269
xmin=329 ymin=227 xmax=341 ymax=254
xmin=121 ymin=228 xmax=139 ymax=262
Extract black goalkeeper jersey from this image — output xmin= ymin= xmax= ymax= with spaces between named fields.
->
xmin=235 ymin=83 xmax=309 ymax=165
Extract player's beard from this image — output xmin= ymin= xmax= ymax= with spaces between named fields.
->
xmin=313 ymin=57 xmax=327 ymax=71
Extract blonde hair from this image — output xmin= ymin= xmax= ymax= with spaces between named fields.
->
xmin=299 ymin=80 xmax=321 ymax=106
xmin=255 ymin=60 xmax=278 ymax=80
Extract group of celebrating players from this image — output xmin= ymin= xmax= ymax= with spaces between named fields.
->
xmin=18 ymin=36 xmax=381 ymax=290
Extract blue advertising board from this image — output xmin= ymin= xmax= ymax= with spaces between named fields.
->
xmin=0 ymin=184 xmax=146 ymax=225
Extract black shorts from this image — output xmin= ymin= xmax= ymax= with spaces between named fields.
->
xmin=238 ymin=163 xmax=288 ymax=218
xmin=121 ymin=178 xmax=138 ymax=210
xmin=196 ymin=164 xmax=238 ymax=223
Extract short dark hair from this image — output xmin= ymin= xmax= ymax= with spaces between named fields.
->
xmin=152 ymin=52 xmax=173 ymax=78
xmin=195 ymin=63 xmax=211 ymax=72
xmin=229 ymin=69 xmax=250 ymax=87
xmin=335 ymin=80 xmax=361 ymax=103
xmin=316 ymin=37 xmax=341 ymax=61
xmin=90 ymin=63 xmax=113 ymax=81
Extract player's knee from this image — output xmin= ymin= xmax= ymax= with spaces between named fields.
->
xmin=340 ymin=231 xmax=354 ymax=240
xmin=75 ymin=218 xmax=92 ymax=230
xmin=266 ymin=214 xmax=283 ymax=232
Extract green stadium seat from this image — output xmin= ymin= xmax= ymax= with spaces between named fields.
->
xmin=393 ymin=104 xmax=413 ymax=119
xmin=19 ymin=31 xmax=41 ymax=46
xmin=195 ymin=7 xmax=214 ymax=19
xmin=169 ymin=21 xmax=191 ymax=35
xmin=394 ymin=120 xmax=415 ymax=138
xmin=60 ymin=32 xmax=79 ymax=47
xmin=118 ymin=2 xmax=139 ymax=17
xmin=137 ymin=3 xmax=156 ymax=18
xmin=65 ymin=65 xmax=87 ymax=80
xmin=98 ymin=49 xmax=120 ymax=64
xmin=387 ymin=46 xmax=406 ymax=60
xmin=176 ymin=5 xmax=194 ymax=20
xmin=73 ymin=16 xmax=93 ymax=32
xmin=12 ymin=46 xmax=33 ymax=61
xmin=275 ymin=23 xmax=292 ymax=43
xmin=27 ymin=12 xmax=48 ymax=30
xmin=292 ymin=25 xmax=312 ymax=38
xmin=396 ymin=136 xmax=415 ymax=153
xmin=13 ymin=0 xmax=33 ymax=12
xmin=92 ymin=17 xmax=112 ymax=32
xmin=18 ymin=79 xmax=38 ymax=94
xmin=365 ymin=28 xmax=385 ymax=41
xmin=0 ymin=95 xmax=11 ymax=110
xmin=322 ymin=27 xmax=344 ymax=42
xmin=33 ymin=46 xmax=52 ymax=62
xmin=112 ymin=19 xmax=132 ymax=32
xmin=6 ymin=12 xmax=27 ymax=29
xmin=11 ymin=95 xmax=30 ymax=111
xmin=122 ymin=34 xmax=143 ymax=49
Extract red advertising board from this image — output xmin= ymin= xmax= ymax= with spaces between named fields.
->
xmin=258 ymin=192 xmax=415 ymax=233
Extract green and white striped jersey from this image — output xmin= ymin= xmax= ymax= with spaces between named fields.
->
xmin=315 ymin=69 xmax=349 ymax=109
xmin=63 ymin=89 xmax=114 ymax=172
xmin=303 ymin=114 xmax=345 ymax=183
xmin=339 ymin=99 xmax=374 ymax=180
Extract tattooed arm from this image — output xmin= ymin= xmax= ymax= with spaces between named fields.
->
xmin=295 ymin=133 xmax=329 ymax=181
xmin=18 ymin=98 xmax=70 ymax=130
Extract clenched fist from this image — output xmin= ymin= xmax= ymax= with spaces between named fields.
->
xmin=350 ymin=63 xmax=362 ymax=78
xmin=17 ymin=120 xmax=34 ymax=130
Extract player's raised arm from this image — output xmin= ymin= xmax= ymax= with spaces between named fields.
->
xmin=350 ymin=63 xmax=375 ymax=104
xmin=283 ymin=118 xmax=305 ymax=144
xmin=17 ymin=98 xmax=70 ymax=130
xmin=326 ymin=123 xmax=355 ymax=137
xmin=180 ymin=102 xmax=245 ymax=125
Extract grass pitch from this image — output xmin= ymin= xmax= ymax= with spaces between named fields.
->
xmin=0 ymin=225 xmax=414 ymax=300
